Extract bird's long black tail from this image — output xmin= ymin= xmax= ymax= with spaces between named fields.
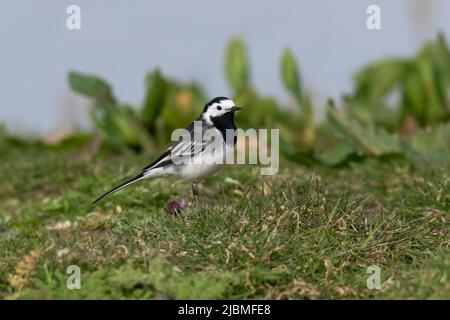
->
xmin=92 ymin=173 xmax=145 ymax=204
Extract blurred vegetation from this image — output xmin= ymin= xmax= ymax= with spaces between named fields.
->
xmin=0 ymin=32 xmax=423 ymax=169
xmin=319 ymin=33 xmax=450 ymax=165
xmin=67 ymin=37 xmax=316 ymax=156
xmin=345 ymin=33 xmax=450 ymax=130
xmin=68 ymin=70 xmax=206 ymax=152
xmin=65 ymin=33 xmax=450 ymax=167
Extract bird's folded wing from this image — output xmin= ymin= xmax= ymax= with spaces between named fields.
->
xmin=141 ymin=138 xmax=213 ymax=172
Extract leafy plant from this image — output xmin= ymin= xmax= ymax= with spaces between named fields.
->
xmin=223 ymin=38 xmax=317 ymax=159
xmin=347 ymin=33 xmax=450 ymax=130
xmin=69 ymin=72 xmax=148 ymax=151
xmin=310 ymin=33 xmax=450 ymax=166
xmin=317 ymin=100 xmax=403 ymax=165
xmin=315 ymin=98 xmax=450 ymax=166
xmin=141 ymin=69 xmax=168 ymax=134
xmin=66 ymin=34 xmax=450 ymax=168
xmin=280 ymin=48 xmax=315 ymax=147
xmin=225 ymin=39 xmax=249 ymax=94
xmin=68 ymin=70 xmax=207 ymax=151
xmin=224 ymin=38 xmax=287 ymax=130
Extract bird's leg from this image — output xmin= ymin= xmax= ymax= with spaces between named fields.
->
xmin=192 ymin=180 xmax=201 ymax=213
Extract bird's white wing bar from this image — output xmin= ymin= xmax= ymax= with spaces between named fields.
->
xmin=139 ymin=138 xmax=205 ymax=173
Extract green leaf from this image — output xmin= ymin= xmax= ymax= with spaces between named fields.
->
xmin=353 ymin=58 xmax=407 ymax=102
xmin=400 ymin=122 xmax=450 ymax=165
xmin=141 ymin=69 xmax=168 ymax=133
xmin=315 ymin=143 xmax=355 ymax=166
xmin=402 ymin=65 xmax=424 ymax=121
xmin=225 ymin=38 xmax=249 ymax=93
xmin=416 ymin=53 xmax=442 ymax=124
xmin=281 ymin=48 xmax=302 ymax=101
xmin=90 ymin=102 xmax=146 ymax=151
xmin=68 ymin=71 xmax=115 ymax=102
xmin=111 ymin=106 xmax=144 ymax=150
xmin=350 ymin=34 xmax=450 ymax=127
xmin=327 ymin=107 xmax=403 ymax=157
xmin=410 ymin=122 xmax=450 ymax=154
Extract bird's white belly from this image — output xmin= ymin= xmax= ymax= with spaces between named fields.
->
xmin=178 ymin=162 xmax=223 ymax=180
xmin=176 ymin=143 xmax=233 ymax=180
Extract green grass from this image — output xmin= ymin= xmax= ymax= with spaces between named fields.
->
xmin=0 ymin=141 xmax=449 ymax=299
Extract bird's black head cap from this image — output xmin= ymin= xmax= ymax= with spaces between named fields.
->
xmin=203 ymin=96 xmax=231 ymax=112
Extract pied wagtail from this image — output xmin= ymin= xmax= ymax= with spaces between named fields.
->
xmin=92 ymin=97 xmax=241 ymax=212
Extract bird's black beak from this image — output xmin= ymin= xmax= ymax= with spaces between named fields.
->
xmin=229 ymin=106 xmax=242 ymax=112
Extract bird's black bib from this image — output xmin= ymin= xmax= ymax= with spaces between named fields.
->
xmin=210 ymin=112 xmax=238 ymax=145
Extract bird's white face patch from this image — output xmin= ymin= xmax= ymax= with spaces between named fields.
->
xmin=202 ymin=99 xmax=236 ymax=125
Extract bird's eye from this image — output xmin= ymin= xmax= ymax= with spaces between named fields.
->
xmin=217 ymin=106 xmax=222 ymax=111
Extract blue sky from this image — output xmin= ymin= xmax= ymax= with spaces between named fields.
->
xmin=0 ymin=0 xmax=449 ymax=135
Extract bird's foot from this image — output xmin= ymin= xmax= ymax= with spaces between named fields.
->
xmin=192 ymin=180 xmax=203 ymax=214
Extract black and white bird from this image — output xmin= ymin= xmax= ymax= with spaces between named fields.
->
xmin=92 ymin=97 xmax=241 ymax=212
